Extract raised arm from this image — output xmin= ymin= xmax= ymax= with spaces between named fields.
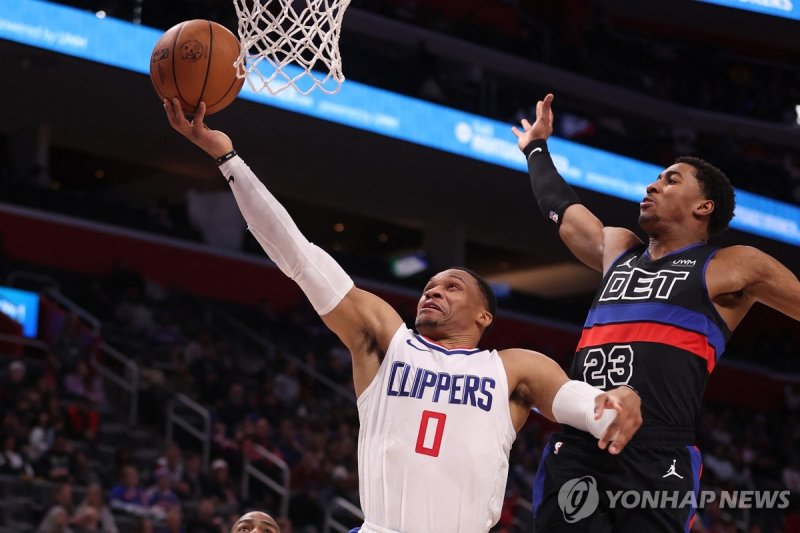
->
xmin=501 ymin=348 xmax=642 ymax=454
xmin=164 ymin=99 xmax=402 ymax=395
xmin=709 ymin=245 xmax=800 ymax=327
xmin=512 ymin=94 xmax=641 ymax=273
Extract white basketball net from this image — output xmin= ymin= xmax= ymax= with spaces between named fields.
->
xmin=233 ymin=0 xmax=351 ymax=95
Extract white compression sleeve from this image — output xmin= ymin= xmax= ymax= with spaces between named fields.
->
xmin=551 ymin=380 xmax=617 ymax=439
xmin=219 ymin=156 xmax=354 ymax=315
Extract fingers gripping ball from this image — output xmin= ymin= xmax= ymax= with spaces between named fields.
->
xmin=150 ymin=19 xmax=245 ymax=115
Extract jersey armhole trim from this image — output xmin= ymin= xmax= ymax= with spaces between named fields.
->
xmin=356 ymin=323 xmax=410 ymax=408
xmin=495 ymin=353 xmax=520 ymax=444
xmin=701 ymin=248 xmax=732 ymax=337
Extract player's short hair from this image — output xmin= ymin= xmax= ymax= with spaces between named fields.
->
xmin=676 ymin=156 xmax=735 ymax=237
xmin=451 ymin=267 xmax=497 ymax=338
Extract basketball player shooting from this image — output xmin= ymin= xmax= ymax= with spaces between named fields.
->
xmin=163 ymin=97 xmax=642 ymax=532
xmin=513 ymin=93 xmax=800 ymax=531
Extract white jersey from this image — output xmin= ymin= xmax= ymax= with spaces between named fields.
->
xmin=356 ymin=325 xmax=516 ymax=533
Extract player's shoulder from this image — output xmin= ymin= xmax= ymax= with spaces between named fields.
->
xmin=498 ymin=347 xmax=543 ymax=358
xmin=712 ymin=245 xmax=785 ymax=279
xmin=603 ymin=227 xmax=642 ymax=248
xmin=712 ymin=244 xmax=768 ymax=265
xmin=498 ymin=348 xmax=559 ymax=372
xmin=601 ymin=226 xmax=643 ymax=270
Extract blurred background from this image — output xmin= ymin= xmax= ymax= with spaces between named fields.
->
xmin=0 ymin=0 xmax=798 ymax=531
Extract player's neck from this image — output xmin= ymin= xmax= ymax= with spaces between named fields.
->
xmin=423 ymin=331 xmax=479 ymax=350
xmin=647 ymin=233 xmax=707 ymax=260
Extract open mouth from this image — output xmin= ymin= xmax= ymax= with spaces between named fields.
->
xmin=421 ymin=301 xmax=442 ymax=312
xmin=640 ymin=197 xmax=654 ymax=209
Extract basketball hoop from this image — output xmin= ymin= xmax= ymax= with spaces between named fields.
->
xmin=233 ymin=0 xmax=351 ymax=95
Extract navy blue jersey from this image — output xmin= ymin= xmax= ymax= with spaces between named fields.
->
xmin=571 ymin=243 xmax=732 ymax=441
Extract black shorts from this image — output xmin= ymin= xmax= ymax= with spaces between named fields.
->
xmin=532 ymin=431 xmax=702 ymax=533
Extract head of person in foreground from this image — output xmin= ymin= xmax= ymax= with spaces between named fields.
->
xmin=414 ymin=267 xmax=497 ymax=346
xmin=231 ymin=511 xmax=280 ymax=533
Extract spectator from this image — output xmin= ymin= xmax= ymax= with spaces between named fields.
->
xmin=63 ymin=360 xmax=105 ymax=405
xmin=2 ymin=359 xmax=29 ymax=406
xmin=53 ymin=313 xmax=88 ymax=372
xmin=242 ymin=416 xmax=282 ymax=478
xmin=204 ymin=459 xmax=240 ymax=517
xmin=65 ymin=397 xmax=100 ymax=443
xmin=273 ymin=363 xmax=301 ymax=409
xmin=705 ymin=443 xmax=737 ymax=484
xmin=184 ymin=497 xmax=225 ymax=533
xmin=290 ymin=451 xmax=323 ymax=493
xmin=114 ymin=285 xmax=156 ymax=335
xmin=37 ymin=482 xmax=76 ymax=533
xmin=28 ymin=411 xmax=57 ymax=462
xmin=14 ymin=389 xmax=40 ymax=431
xmin=34 ymin=372 xmax=60 ymax=416
xmin=36 ymin=433 xmax=74 ymax=482
xmin=1 ymin=411 xmax=28 ymax=444
xmin=112 ymin=447 xmax=134 ymax=484
xmin=176 ymin=451 xmax=209 ymax=500
xmin=211 ymin=420 xmax=240 ymax=469
xmin=325 ymin=345 xmax=351 ymax=385
xmin=155 ymin=442 xmax=184 ymax=489
xmin=145 ymin=468 xmax=180 ymax=519
xmin=217 ymin=382 xmax=248 ymax=432
xmin=36 ymin=506 xmax=72 ymax=533
xmin=276 ymin=420 xmax=303 ymax=468
xmin=72 ymin=450 xmax=106 ymax=487
xmin=74 ymin=482 xmax=118 ymax=533
xmin=109 ymin=465 xmax=149 ymax=516
xmin=154 ymin=507 xmax=184 ymax=533
xmin=0 ymin=434 xmax=33 ymax=478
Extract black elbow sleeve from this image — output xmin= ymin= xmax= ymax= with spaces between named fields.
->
xmin=524 ymin=139 xmax=580 ymax=226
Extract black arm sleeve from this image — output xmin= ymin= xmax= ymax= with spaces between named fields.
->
xmin=523 ymin=139 xmax=580 ymax=226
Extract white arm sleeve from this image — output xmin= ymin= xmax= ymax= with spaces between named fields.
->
xmin=219 ymin=156 xmax=354 ymax=315
xmin=551 ymin=380 xmax=617 ymax=439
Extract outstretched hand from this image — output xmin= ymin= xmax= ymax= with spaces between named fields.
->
xmin=163 ymin=98 xmax=234 ymax=160
xmin=511 ymin=93 xmax=555 ymax=152
xmin=594 ymin=386 xmax=642 ymax=455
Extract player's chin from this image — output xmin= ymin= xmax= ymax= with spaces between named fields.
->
xmin=414 ymin=317 xmax=439 ymax=334
xmin=637 ymin=212 xmax=659 ymax=229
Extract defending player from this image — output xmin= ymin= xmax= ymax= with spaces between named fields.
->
xmin=513 ymin=93 xmax=800 ymax=531
xmin=163 ymin=98 xmax=642 ymax=533
xmin=231 ymin=511 xmax=280 ymax=533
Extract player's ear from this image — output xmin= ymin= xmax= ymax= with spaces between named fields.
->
xmin=695 ymin=199 xmax=714 ymax=217
xmin=477 ymin=310 xmax=493 ymax=330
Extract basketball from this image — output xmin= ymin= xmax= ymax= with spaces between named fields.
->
xmin=149 ymin=19 xmax=245 ymax=115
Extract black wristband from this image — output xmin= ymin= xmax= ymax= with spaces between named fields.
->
xmin=522 ymin=139 xmax=548 ymax=160
xmin=215 ymin=150 xmax=238 ymax=166
xmin=525 ymin=140 xmax=580 ymax=225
